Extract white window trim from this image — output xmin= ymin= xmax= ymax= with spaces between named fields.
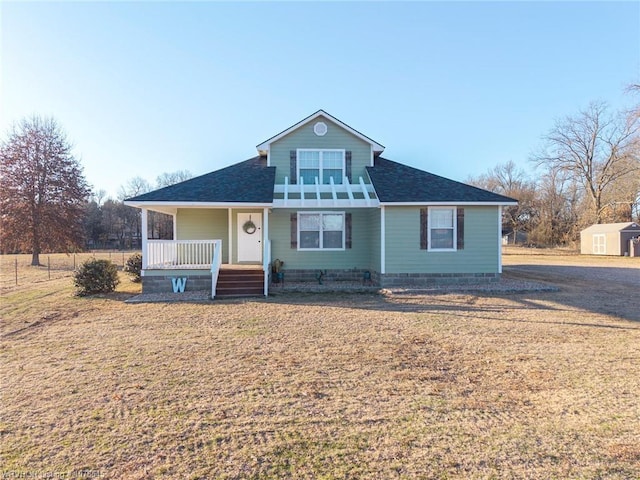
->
xmin=296 ymin=149 xmax=346 ymax=184
xmin=593 ymin=234 xmax=606 ymax=255
xmin=427 ymin=206 xmax=457 ymax=252
xmin=298 ymin=211 xmax=346 ymax=251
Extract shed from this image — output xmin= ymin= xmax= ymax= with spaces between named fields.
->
xmin=580 ymin=222 xmax=640 ymax=256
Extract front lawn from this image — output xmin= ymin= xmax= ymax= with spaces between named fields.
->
xmin=1 ymin=261 xmax=639 ymax=478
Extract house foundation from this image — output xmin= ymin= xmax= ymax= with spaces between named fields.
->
xmin=142 ymin=274 xmax=211 ymax=294
xmin=378 ymin=272 xmax=500 ymax=287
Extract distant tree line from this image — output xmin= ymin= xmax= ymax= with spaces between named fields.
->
xmin=83 ymin=171 xmax=191 ymax=250
xmin=2 ymin=92 xmax=638 ymax=260
xmin=468 ymin=98 xmax=640 ymax=247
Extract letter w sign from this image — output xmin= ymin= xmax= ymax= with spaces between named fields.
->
xmin=171 ymin=277 xmax=187 ymax=293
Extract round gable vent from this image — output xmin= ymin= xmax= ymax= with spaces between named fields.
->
xmin=313 ymin=121 xmax=328 ymax=136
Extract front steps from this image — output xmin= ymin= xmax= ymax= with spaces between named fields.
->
xmin=215 ymin=268 xmax=264 ymax=297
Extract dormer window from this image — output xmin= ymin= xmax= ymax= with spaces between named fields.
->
xmin=297 ymin=149 xmax=345 ymax=184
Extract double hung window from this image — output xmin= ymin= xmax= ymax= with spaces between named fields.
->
xmin=298 ymin=149 xmax=345 ymax=185
xmin=298 ymin=212 xmax=345 ymax=250
xmin=428 ymin=207 xmax=456 ymax=250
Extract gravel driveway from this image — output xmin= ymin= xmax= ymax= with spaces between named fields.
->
xmin=505 ymin=263 xmax=639 ymax=288
xmin=503 ymin=254 xmax=639 ymax=321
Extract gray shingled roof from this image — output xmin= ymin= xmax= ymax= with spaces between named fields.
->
xmin=126 ymin=156 xmax=276 ymax=203
xmin=366 ymin=157 xmax=517 ymax=204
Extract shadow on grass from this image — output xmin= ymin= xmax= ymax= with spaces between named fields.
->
xmin=261 ymin=289 xmax=640 ymax=329
xmin=117 ymin=263 xmax=639 ymax=326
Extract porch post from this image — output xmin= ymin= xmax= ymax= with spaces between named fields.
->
xmin=263 ymin=207 xmax=269 ymax=296
xmin=228 ymin=208 xmax=233 ymax=264
xmin=141 ymin=208 xmax=148 ymax=269
xmin=380 ymin=206 xmax=386 ymax=275
xmin=263 ymin=207 xmax=269 ymax=263
xmin=498 ymin=205 xmax=503 ymax=274
xmin=172 ymin=212 xmax=177 ymax=240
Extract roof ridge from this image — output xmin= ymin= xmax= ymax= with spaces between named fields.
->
xmin=256 ymin=110 xmax=384 ymax=152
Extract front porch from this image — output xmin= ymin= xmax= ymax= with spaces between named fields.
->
xmin=141 ymin=238 xmax=270 ymax=297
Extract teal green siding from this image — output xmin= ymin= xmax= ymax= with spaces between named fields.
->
xmin=173 ymin=205 xmax=500 ymax=274
xmin=176 ymin=208 xmax=267 ymax=264
xmin=270 ymin=116 xmax=372 ymax=184
xmin=176 ymin=208 xmax=229 ymax=262
xmin=384 ymin=206 xmax=500 ymax=274
xmin=269 ymin=208 xmax=374 ymax=270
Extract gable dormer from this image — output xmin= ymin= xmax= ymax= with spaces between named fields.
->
xmin=257 ymin=110 xmax=384 ymax=186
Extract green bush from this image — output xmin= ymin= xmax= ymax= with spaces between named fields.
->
xmin=124 ymin=253 xmax=142 ymax=283
xmin=73 ymin=259 xmax=120 ymax=296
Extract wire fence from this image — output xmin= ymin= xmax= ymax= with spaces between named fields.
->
xmin=0 ymin=251 xmax=141 ymax=288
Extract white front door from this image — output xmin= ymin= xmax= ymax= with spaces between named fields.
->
xmin=237 ymin=213 xmax=262 ymax=262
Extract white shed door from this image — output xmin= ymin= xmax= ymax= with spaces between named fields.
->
xmin=593 ymin=234 xmax=606 ymax=255
xmin=237 ymin=213 xmax=262 ymax=262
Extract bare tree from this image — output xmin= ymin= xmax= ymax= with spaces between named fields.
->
xmin=532 ymin=101 xmax=640 ymax=224
xmin=114 ymin=171 xmax=193 ymax=244
xmin=118 ymin=176 xmax=151 ymax=201
xmin=626 ymin=83 xmax=640 ymax=122
xmin=156 ymin=170 xmax=192 ymax=188
xmin=92 ymin=188 xmax=107 ymax=206
xmin=529 ymin=168 xmax=583 ymax=246
xmin=151 ymin=170 xmax=193 ymax=239
xmin=467 ymin=160 xmax=538 ymax=244
xmin=0 ymin=116 xmax=90 ymax=264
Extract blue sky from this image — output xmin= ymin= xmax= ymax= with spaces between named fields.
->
xmin=2 ymin=1 xmax=638 ymax=198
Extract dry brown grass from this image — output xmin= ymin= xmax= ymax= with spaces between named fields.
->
xmin=1 ymin=252 xmax=639 ymax=479
xmin=0 ymin=251 xmax=138 ymax=289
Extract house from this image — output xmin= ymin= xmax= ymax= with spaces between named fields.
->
xmin=125 ymin=110 xmax=517 ymax=297
xmin=502 ymin=230 xmax=529 ymax=245
xmin=580 ymin=222 xmax=640 ymax=256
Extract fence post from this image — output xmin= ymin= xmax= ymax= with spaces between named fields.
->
xmin=48 ymin=256 xmax=51 ymax=280
xmin=122 ymin=252 xmax=125 ymax=268
xmin=15 ymin=258 xmax=18 ymax=285
xmin=73 ymin=254 xmax=76 ymax=270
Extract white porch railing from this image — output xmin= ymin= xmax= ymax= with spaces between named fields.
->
xmin=273 ymin=175 xmax=379 ymax=208
xmin=146 ymin=240 xmax=220 ymax=269
xmin=210 ymin=240 xmax=222 ymax=299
